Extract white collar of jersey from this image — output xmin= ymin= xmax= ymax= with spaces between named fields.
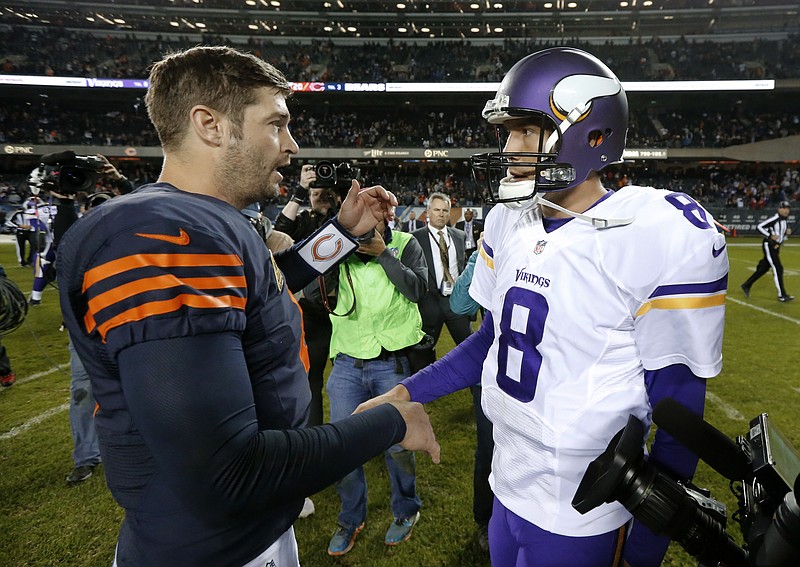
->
xmin=498 ymin=176 xmax=634 ymax=229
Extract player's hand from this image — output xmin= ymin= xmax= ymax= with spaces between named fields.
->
xmin=387 ymin=401 xmax=441 ymax=464
xmin=266 ymin=229 xmax=294 ymax=253
xmin=355 ymin=384 xmax=411 ymax=414
xmin=337 ymin=180 xmax=398 ymax=238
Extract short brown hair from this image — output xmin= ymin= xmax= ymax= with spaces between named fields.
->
xmin=145 ymin=45 xmax=291 ymax=151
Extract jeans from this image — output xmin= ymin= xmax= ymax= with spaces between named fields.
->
xmin=68 ymin=336 xmax=101 ymax=467
xmin=326 ymin=353 xmax=421 ymax=528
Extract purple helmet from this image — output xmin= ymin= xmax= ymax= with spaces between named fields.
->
xmin=471 ymin=47 xmax=628 ymax=208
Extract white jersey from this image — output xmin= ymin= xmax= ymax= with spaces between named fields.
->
xmin=470 ymin=185 xmax=728 ymax=537
xmin=23 ymin=200 xmax=55 ymax=235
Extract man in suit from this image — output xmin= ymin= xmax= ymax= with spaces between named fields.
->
xmin=403 ymin=210 xmax=421 ymax=232
xmin=455 ymin=208 xmax=483 ymax=261
xmin=411 ymin=191 xmax=494 ymax=551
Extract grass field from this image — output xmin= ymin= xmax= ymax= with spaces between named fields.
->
xmin=0 ymin=237 xmax=798 ymax=567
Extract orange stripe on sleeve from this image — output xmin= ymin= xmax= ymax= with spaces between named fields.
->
xmin=288 ymin=292 xmax=311 ymax=373
xmin=83 ymin=275 xmax=247 ymax=332
xmin=93 ymin=293 xmax=247 ymax=341
xmin=82 ymin=253 xmax=244 ymax=293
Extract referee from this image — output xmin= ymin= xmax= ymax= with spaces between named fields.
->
xmin=741 ymin=200 xmax=794 ymax=302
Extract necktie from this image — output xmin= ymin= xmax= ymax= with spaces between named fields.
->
xmin=438 ymin=230 xmax=454 ymax=285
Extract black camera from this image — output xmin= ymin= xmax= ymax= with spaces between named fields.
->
xmin=28 ymin=151 xmax=106 ymax=196
xmin=572 ymin=399 xmax=800 ymax=567
xmin=313 ymin=160 xmax=360 ymax=197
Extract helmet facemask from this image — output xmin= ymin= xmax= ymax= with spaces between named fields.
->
xmin=472 ymin=110 xmax=582 ymax=210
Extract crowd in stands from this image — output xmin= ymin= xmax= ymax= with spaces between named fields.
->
xmin=2 ymin=26 xmax=800 ymax=82
xmin=2 ymin=98 xmax=798 ymax=152
xmin=1 ymin=162 xmax=797 ymax=218
xmin=1 ymin=26 xmax=798 ymax=215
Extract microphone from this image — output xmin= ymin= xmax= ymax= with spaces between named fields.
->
xmin=40 ymin=150 xmax=77 ymax=165
xmin=653 ymin=398 xmax=752 ymax=482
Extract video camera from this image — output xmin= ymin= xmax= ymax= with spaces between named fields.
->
xmin=572 ymin=398 xmax=800 ymax=567
xmin=28 ymin=150 xmax=106 ymax=196
xmin=312 ymin=160 xmax=360 ymax=198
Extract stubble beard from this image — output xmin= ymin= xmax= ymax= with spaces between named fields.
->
xmin=218 ymin=137 xmax=279 ymax=208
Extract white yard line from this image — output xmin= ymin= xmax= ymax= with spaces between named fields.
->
xmin=0 ymin=402 xmax=69 ymax=440
xmin=0 ymin=366 xmax=70 ymax=441
xmin=705 ymin=391 xmax=746 ymax=421
xmin=726 ymin=297 xmax=800 ymax=325
xmin=13 ymin=365 xmax=69 ymax=385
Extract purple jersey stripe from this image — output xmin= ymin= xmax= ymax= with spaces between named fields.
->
xmin=649 ymin=274 xmax=727 ymax=299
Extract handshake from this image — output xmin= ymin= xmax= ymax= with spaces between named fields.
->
xmin=356 ymin=386 xmax=440 ymax=464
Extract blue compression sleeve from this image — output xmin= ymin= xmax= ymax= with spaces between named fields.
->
xmin=117 ymin=332 xmax=406 ymax=523
xmin=402 ymin=311 xmax=494 ymax=403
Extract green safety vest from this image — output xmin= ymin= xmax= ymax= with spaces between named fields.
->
xmin=329 ymin=231 xmax=424 ymax=359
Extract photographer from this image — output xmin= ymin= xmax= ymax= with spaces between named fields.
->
xmin=324 ymin=219 xmax=428 ymax=556
xmin=274 ymin=165 xmax=341 ymax=424
xmin=28 ymin=153 xmax=132 ymax=305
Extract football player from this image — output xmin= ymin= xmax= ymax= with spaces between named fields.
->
xmin=359 ymin=47 xmax=728 ymax=567
xmin=57 ymin=46 xmax=438 ymax=567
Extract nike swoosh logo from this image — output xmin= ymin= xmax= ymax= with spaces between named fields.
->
xmin=135 ymin=228 xmax=191 ymax=246
xmin=712 ymin=242 xmax=726 ymax=257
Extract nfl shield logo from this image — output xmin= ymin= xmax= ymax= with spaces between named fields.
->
xmin=534 ymin=240 xmax=547 ymax=255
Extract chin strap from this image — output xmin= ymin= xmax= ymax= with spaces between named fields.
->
xmin=533 ymin=193 xmax=634 ymax=229
xmin=498 ymin=177 xmax=635 ymax=229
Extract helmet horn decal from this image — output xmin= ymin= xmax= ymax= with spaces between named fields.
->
xmin=545 ymin=74 xmax=622 ymax=152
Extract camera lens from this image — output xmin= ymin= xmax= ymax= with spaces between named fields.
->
xmin=316 ymin=163 xmax=334 ymax=180
xmin=59 ymin=165 xmax=96 ymax=193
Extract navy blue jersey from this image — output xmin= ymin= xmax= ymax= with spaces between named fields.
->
xmin=57 ymin=183 xmax=406 ymax=566
xmin=60 ymin=184 xmax=311 ymax=430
